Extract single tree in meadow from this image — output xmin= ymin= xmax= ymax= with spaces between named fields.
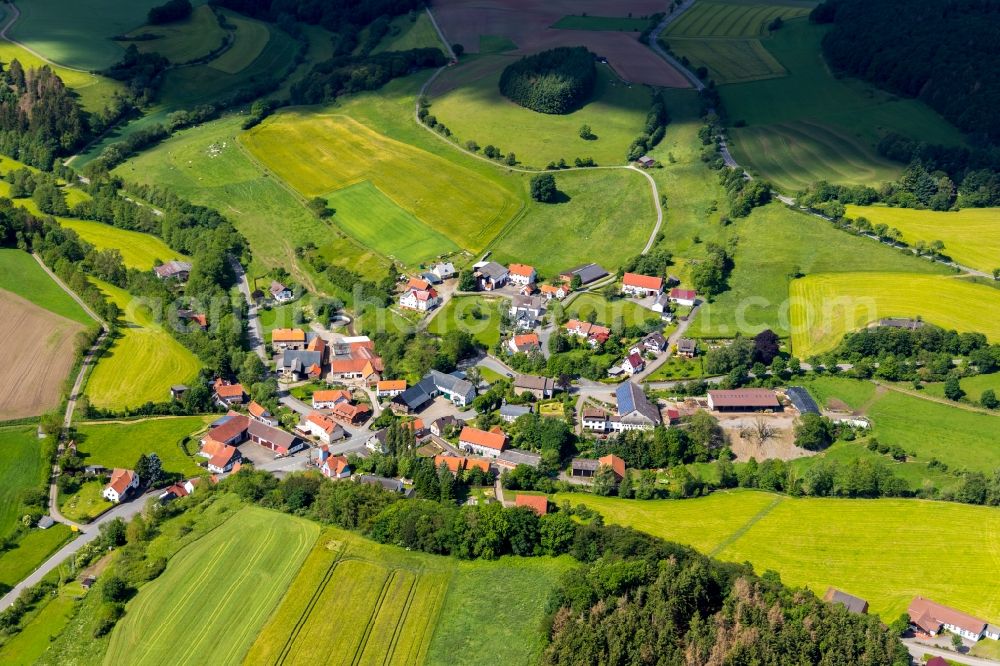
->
xmin=981 ymin=389 xmax=998 ymax=409
xmin=529 ymin=173 xmax=558 ymax=203
xmin=944 ymin=376 xmax=965 ymax=401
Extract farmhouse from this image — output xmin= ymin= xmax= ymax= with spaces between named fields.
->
xmin=430 ymin=415 xmax=463 ymax=437
xmin=786 ymin=387 xmax=820 ymax=415
xmin=272 ymin=328 xmax=306 ymax=350
xmin=270 ymin=281 xmax=294 ymax=303
xmin=620 ymin=352 xmax=644 ymax=376
xmin=476 ymin=261 xmax=509 ymax=290
xmin=515 ymin=494 xmax=548 ymax=515
xmin=614 ymin=382 xmax=661 ymax=430
xmin=570 ymin=454 xmax=625 ymax=481
xmin=300 ymin=412 xmax=346 ymax=444
xmin=508 ymin=263 xmax=537 ymax=286
xmin=509 ymin=294 xmax=546 ymax=328
xmin=207 ymin=445 xmax=241 ymax=473
xmin=643 ymin=331 xmax=667 ymax=352
xmin=366 ymin=429 xmax=389 ymax=454
xmin=669 ymin=288 xmax=698 ymax=307
xmin=307 ymin=335 xmax=327 ymax=361
xmin=376 ymin=379 xmax=407 ymax=398
xmin=430 ymin=262 xmax=456 ymax=280
xmin=500 ymin=403 xmax=532 ymax=423
xmin=564 ymin=319 xmax=611 ymax=346
xmin=539 ymin=283 xmax=570 ymax=300
xmin=650 ymin=293 xmax=671 ymax=313
xmin=622 ymin=272 xmax=663 ymax=297
xmin=513 ymin=374 xmax=555 ymax=399
xmin=908 ymin=596 xmax=997 ymax=641
xmin=823 ymin=588 xmax=868 ymax=614
xmin=328 ymin=339 xmax=383 ymax=384
xmin=332 ymin=401 xmax=371 ymax=424
xmin=102 ymin=468 xmax=139 ymax=503
xmin=676 ymin=338 xmax=697 ymax=358
xmin=248 ymin=420 xmax=304 ymax=456
xmin=393 ymin=370 xmax=476 ymax=412
xmin=200 ymin=414 xmax=250 ymax=448
xmin=581 ymin=407 xmax=609 ymax=432
xmin=312 ymin=389 xmax=352 ymax=409
xmin=559 ymin=263 xmax=609 ymax=285
xmin=278 ymin=350 xmax=323 ymax=381
xmin=248 ymin=401 xmax=279 ymax=427
xmin=495 ymin=448 xmax=542 ymax=470
xmin=459 ymin=426 xmax=507 ymax=458
xmin=708 ymin=388 xmax=780 ymax=413
xmin=213 ymin=379 xmax=245 ymax=407
xmin=158 ymin=479 xmax=197 ymax=503
xmin=153 ymin=260 xmax=191 ymax=281
xmin=508 ymin=333 xmax=541 ymax=354
xmin=316 ymin=448 xmax=351 ymax=479
xmin=399 ymin=284 xmax=440 ymax=312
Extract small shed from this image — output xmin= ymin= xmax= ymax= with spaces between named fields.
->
xmin=637 ymin=155 xmax=656 ymax=168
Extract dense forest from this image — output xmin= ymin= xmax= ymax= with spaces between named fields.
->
xmin=499 ymin=47 xmax=597 ymax=115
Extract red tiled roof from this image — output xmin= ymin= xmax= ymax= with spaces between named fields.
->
xmin=106 ymin=468 xmax=135 ymax=495
xmin=407 ymin=277 xmax=431 ymax=291
xmin=669 ymin=288 xmax=697 ymax=300
xmin=540 ymin=284 xmax=566 ymax=294
xmin=333 ymin=402 xmax=371 ymax=420
xmin=163 ymin=482 xmax=189 ymax=498
xmin=515 ymin=494 xmax=548 ymax=515
xmin=465 ymin=457 xmax=491 ymax=473
xmin=306 ymin=412 xmax=339 ymax=433
xmin=205 ymin=415 xmax=250 ymax=444
xmin=377 ymin=380 xmax=406 ymax=391
xmin=313 ymin=389 xmax=351 ymax=404
xmin=599 ymin=454 xmax=626 ymax=479
xmin=248 ymin=401 xmax=268 ymax=418
xmin=208 ymin=445 xmax=239 ymax=470
xmin=908 ymin=596 xmax=986 ymax=636
xmin=460 ymin=426 xmax=506 ymax=451
xmin=513 ymin=333 xmax=540 ymax=347
xmin=626 ymin=352 xmax=643 ymax=368
xmin=509 ymin=263 xmax=535 ymax=278
xmin=623 ymin=272 xmax=663 ymax=290
xmin=272 ymin=328 xmax=306 ymax=343
xmin=322 ymin=455 xmax=350 ymax=476
xmin=435 ymin=455 xmax=466 ymax=473
xmin=214 ymin=381 xmax=245 ymax=399
xmin=307 ymin=336 xmax=327 ymax=353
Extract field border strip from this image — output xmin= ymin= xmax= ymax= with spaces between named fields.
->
xmin=381 ymin=571 xmax=419 ymax=666
xmin=708 ymin=495 xmax=784 ymax=557
xmin=351 ymin=570 xmax=398 ymax=666
xmin=275 ymin=542 xmax=347 ymax=666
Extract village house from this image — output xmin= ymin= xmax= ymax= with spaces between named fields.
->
xmin=177 ymin=309 xmax=208 ymax=330
xmin=434 ymin=455 xmax=492 ymax=476
xmin=392 ymin=370 xmax=476 ymax=412
xmin=272 ymin=328 xmax=307 ymax=350
xmin=430 ymin=415 xmax=463 ymax=437
xmin=332 ymin=401 xmax=371 ymax=425
xmin=328 ymin=338 xmax=383 ymax=384
xmin=622 ymin=272 xmax=664 ymax=297
xmin=564 ymin=319 xmax=611 ymax=346
xmin=420 ymin=271 xmax=442 ymax=285
xmin=400 ymin=278 xmax=440 ymax=312
xmin=509 ymin=294 xmax=546 ymax=329
xmin=475 ymin=261 xmax=509 ymax=290
xmin=459 ymin=426 xmax=507 ymax=458
xmin=213 ymin=379 xmax=245 ymax=407
xmin=507 ymin=263 xmax=537 ymax=286
xmin=158 ymin=479 xmax=198 ymax=503
xmin=200 ymin=414 xmax=250 ymax=449
xmin=357 ymin=475 xmax=414 ymax=497
xmin=102 ymin=468 xmax=139 ymax=503
xmin=153 ymin=260 xmax=191 ymax=281
xmin=248 ymin=401 xmax=279 ymax=427
xmin=614 ymin=382 xmax=661 ymax=430
xmin=515 ymin=494 xmax=548 ymax=515
xmin=500 ymin=403 xmax=532 ymax=423
xmin=366 ymin=429 xmax=389 ymax=453
xmin=581 ymin=407 xmax=609 ymax=432
xmin=300 ymin=412 xmax=346 ymax=444
xmin=669 ymin=288 xmax=698 ymax=307
xmin=314 ymin=447 xmax=352 ymax=479
xmin=376 ymin=379 xmax=407 ymax=398
xmin=430 ymin=262 xmax=456 ymax=280
xmin=312 ymin=389 xmax=352 ymax=409
xmin=908 ymin=596 xmax=1000 ymax=642
xmin=676 ymin=338 xmax=697 ymax=358
xmin=508 ymin=333 xmax=541 ymax=354
xmin=513 ymin=374 xmax=555 ymax=399
xmin=643 ymin=331 xmax=667 ymax=352
xmin=495 ymin=448 xmax=542 ymax=471
xmin=278 ymin=350 xmax=323 ymax=382
xmin=650 ymin=293 xmax=672 ymax=313
xmin=823 ymin=588 xmax=868 ymax=614
xmin=620 ymin=352 xmax=645 ymax=376
xmin=539 ymin=283 xmax=570 ymax=300
xmin=707 ymin=388 xmax=780 ymax=413
xmin=570 ymin=454 xmax=625 ymax=481
xmin=270 ymin=281 xmax=294 ymax=303
xmin=559 ymin=263 xmax=609 ymax=285
xmin=207 ymin=445 xmax=241 ymax=473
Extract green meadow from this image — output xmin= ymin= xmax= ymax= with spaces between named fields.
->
xmin=0 ymin=426 xmax=49 ymax=539
xmin=76 ymin=416 xmax=210 ymax=477
xmin=0 ymin=249 xmax=92 ymax=325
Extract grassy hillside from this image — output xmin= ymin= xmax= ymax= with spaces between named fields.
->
xmin=0 ymin=426 xmax=48 ymax=539
xmin=0 ymin=249 xmax=92 ymax=325
xmin=76 ymin=417 xmax=210 ymax=477
xmin=556 ymin=491 xmax=1000 ymax=621
xmin=85 ymin=279 xmax=202 ymax=410
xmin=429 ymin=61 xmax=651 ymax=167
xmin=789 ymin=272 xmax=1000 ymax=357
xmin=124 ymin=5 xmax=226 ymax=64
xmin=371 ymin=12 xmax=442 ymax=54
xmin=845 ymin=205 xmax=1000 ymax=275
xmin=105 ymin=506 xmax=317 ymax=665
xmin=56 ymin=219 xmax=186 ymax=271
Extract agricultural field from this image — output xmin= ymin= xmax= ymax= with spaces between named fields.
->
xmin=371 ymin=12 xmax=443 ymax=53
xmin=55 ymin=219 xmax=187 ymax=271
xmin=920 ymin=373 xmax=1000 ymax=405
xmin=665 ymin=0 xmax=812 ymax=38
xmin=845 ymin=205 xmax=1000 ymax=275
xmin=0 ymin=524 xmax=73 ymax=588
xmin=564 ymin=293 xmax=661 ymax=328
xmin=0 ymin=249 xmax=92 ymax=325
xmin=668 ymin=38 xmax=786 ymax=84
xmin=788 ymin=272 xmax=1000 ymax=358
xmin=720 ymin=20 xmax=966 ymax=192
xmin=555 ymin=491 xmax=1000 ymax=621
xmin=550 ymin=15 xmax=652 ymax=31
xmin=429 ymin=62 xmax=651 ymax=167
xmin=489 ymin=169 xmax=655 ymax=275
xmin=427 ymin=296 xmax=505 ymax=348
xmin=243 ymin=111 xmax=520 ymax=253
xmin=325 ymin=181 xmax=459 ymax=266
xmin=689 ymin=205 xmax=947 ymax=340
xmin=85 ymin=279 xmax=203 ymax=410
xmin=205 ymin=11 xmax=270 ymax=74
xmin=123 ymin=5 xmax=226 ymax=64
xmin=105 ymin=506 xmax=317 ymax=666
xmin=75 ymin=416 xmax=210 ymax=477
xmin=0 ymin=426 xmax=49 ymax=538
xmin=479 ymin=34 xmax=518 ymax=53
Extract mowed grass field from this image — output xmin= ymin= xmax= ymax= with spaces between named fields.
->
xmin=56 ymin=219 xmax=187 ymax=270
xmin=665 ymin=0 xmax=813 ymax=38
xmin=430 ymin=62 xmax=651 ymax=168
xmin=0 ymin=249 xmax=92 ymax=325
xmin=845 ymin=205 xmax=1000 ymax=275
xmin=243 ymin=111 xmax=519 ymax=253
xmin=667 ymin=38 xmax=786 ymax=84
xmin=564 ymin=293 xmax=661 ymax=328
xmin=325 ymin=181 xmax=459 ymax=266
xmin=0 ymin=426 xmax=48 ymax=539
xmin=0 ymin=583 xmax=80 ymax=665
xmin=76 ymin=417 xmax=210 ymax=477
xmin=489 ymin=169 xmax=655 ymax=275
xmin=371 ymin=12 xmax=442 ymax=54
xmin=0 ymin=524 xmax=72 ymax=588
xmin=426 ymin=296 xmax=505 ymax=349
xmin=721 ymin=20 xmax=966 ymax=192
xmin=248 ymin=527 xmax=573 ymax=666
xmin=86 ymin=279 xmax=202 ymax=410
xmin=556 ymin=491 xmax=1000 ymax=621
xmin=125 ymin=4 xmax=226 ymax=64
xmin=788 ymin=272 xmax=1000 ymax=358
xmin=105 ymin=506 xmax=317 ymax=666
xmin=206 ymin=11 xmax=270 ymax=74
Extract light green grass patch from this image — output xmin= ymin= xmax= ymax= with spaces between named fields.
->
xmin=478 ymin=35 xmax=517 ymax=53
xmin=427 ymin=296 xmax=504 ymax=348
xmin=564 ymin=293 xmax=660 ymax=329
xmin=845 ymin=205 xmax=1000 ymax=275
xmin=0 ymin=524 xmax=73 ymax=588
xmin=76 ymin=416 xmax=210 ymax=477
xmin=551 ymin=15 xmax=651 ymax=31
xmin=430 ymin=62 xmax=651 ymax=168
xmin=206 ymin=12 xmax=270 ymax=74
xmin=0 ymin=426 xmax=49 ymax=538
xmin=85 ymin=280 xmax=203 ymax=410
xmin=557 ymin=491 xmax=1000 ymax=621
xmin=372 ymin=12 xmax=443 ymax=54
xmin=326 ymin=180 xmax=459 ymax=266
xmin=800 ymin=376 xmax=876 ymax=410
xmin=59 ymin=480 xmax=113 ymax=523
xmin=105 ymin=506 xmax=317 ymax=666
xmin=668 ymin=38 xmax=786 ymax=84
xmin=489 ymin=168 xmax=655 ymax=275
xmin=920 ymin=373 xmax=1000 ymax=405
xmin=124 ymin=5 xmax=226 ymax=64
xmin=0 ymin=586 xmax=79 ymax=665
xmin=56 ymin=219 xmax=186 ymax=270
xmin=0 ymin=249 xmax=92 ymax=325
xmin=789 ymin=272 xmax=1000 ymax=358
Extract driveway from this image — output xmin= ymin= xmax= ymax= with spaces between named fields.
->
xmin=230 ymin=257 xmax=266 ymax=360
xmin=631 ymin=303 xmax=701 ymax=382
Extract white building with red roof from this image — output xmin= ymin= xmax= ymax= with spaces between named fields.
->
xmin=458 ymin=426 xmax=507 ymax=458
xmin=399 ymin=286 xmax=440 ymax=312
xmin=507 ymin=263 xmax=537 ymax=286
xmin=668 ymin=288 xmax=698 ymax=307
xmin=102 ymin=468 xmax=139 ymax=503
xmin=622 ymin=272 xmax=664 ymax=297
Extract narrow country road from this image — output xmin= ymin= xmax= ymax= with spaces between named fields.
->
xmin=647 ymin=0 xmax=704 ymax=91
xmin=230 ymin=256 xmax=267 ymax=360
xmin=632 ymin=303 xmax=701 ymax=382
xmin=902 ymin=639 xmax=1000 ymax=666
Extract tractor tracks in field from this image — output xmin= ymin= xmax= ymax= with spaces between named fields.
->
xmin=708 ymin=495 xmax=784 ymax=558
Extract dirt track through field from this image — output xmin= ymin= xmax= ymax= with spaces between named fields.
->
xmin=0 ymin=289 xmax=83 ymax=419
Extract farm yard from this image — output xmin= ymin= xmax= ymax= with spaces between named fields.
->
xmin=105 ymin=506 xmax=317 ymax=666
xmin=844 ymin=205 xmax=1000 ymax=275
xmin=788 ymin=272 xmax=1000 ymax=358
xmin=75 ymin=417 xmax=210 ymax=477
xmin=85 ymin=279 xmax=202 ymax=410
xmin=555 ymin=491 xmax=1000 ymax=622
xmin=489 ymin=169 xmax=656 ymax=275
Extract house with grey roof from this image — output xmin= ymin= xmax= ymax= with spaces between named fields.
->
xmin=513 ymin=374 xmax=555 ymax=399
xmin=431 ymin=262 xmax=456 ymax=280
xmin=509 ymin=294 xmax=546 ymax=329
xmin=153 ymin=260 xmax=192 ymax=281
xmin=495 ymin=448 xmax=542 ymax=470
xmin=392 ymin=369 xmax=476 ymax=413
xmin=559 ymin=263 xmax=609 ymax=285
xmin=500 ymin=403 xmax=532 ymax=423
xmin=823 ymin=588 xmax=868 ymax=614
xmin=277 ymin=350 xmax=323 ymax=381
xmin=613 ymin=382 xmax=660 ymax=431
xmin=476 ymin=262 xmax=509 ymax=290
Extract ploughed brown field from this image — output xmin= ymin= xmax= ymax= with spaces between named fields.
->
xmin=0 ymin=290 xmax=83 ymax=419
xmin=432 ymin=0 xmax=691 ymax=87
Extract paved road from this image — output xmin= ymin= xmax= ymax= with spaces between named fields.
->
xmin=647 ymin=0 xmax=704 ymax=91
xmin=230 ymin=257 xmax=267 ymax=360
xmin=903 ymin=639 xmax=1000 ymax=666
xmin=632 ymin=303 xmax=701 ymax=383
xmin=0 ymin=493 xmax=150 ymax=609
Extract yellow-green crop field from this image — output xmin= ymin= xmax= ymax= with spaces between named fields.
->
xmin=85 ymin=279 xmax=202 ymax=410
xmin=845 ymin=205 xmax=1000 ymax=275
xmin=56 ymin=219 xmax=186 ymax=270
xmin=664 ymin=0 xmax=813 ymax=38
xmin=242 ymin=111 xmax=520 ymax=252
xmin=555 ymin=491 xmax=1000 ymax=621
xmin=789 ymin=272 xmax=1000 ymax=357
xmin=667 ymin=38 xmax=786 ymax=84
xmin=105 ymin=506 xmax=317 ymax=666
